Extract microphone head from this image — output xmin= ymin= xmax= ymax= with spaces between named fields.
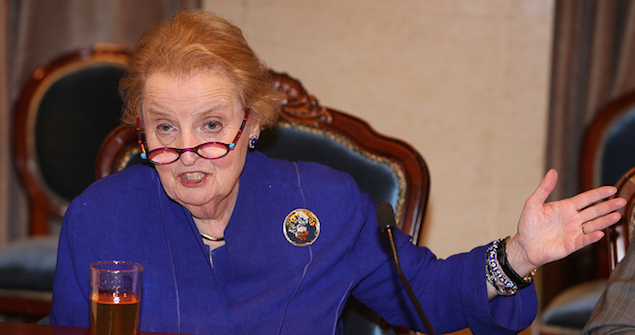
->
xmin=376 ymin=202 xmax=397 ymax=233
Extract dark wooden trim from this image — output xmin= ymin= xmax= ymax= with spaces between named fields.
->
xmin=95 ymin=124 xmax=138 ymax=179
xmin=0 ymin=295 xmax=51 ymax=319
xmin=607 ymin=166 xmax=635 ymax=270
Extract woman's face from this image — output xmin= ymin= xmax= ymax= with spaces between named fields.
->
xmin=141 ymin=71 xmax=259 ymax=220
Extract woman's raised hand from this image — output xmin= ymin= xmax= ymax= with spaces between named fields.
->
xmin=505 ymin=169 xmax=626 ymax=277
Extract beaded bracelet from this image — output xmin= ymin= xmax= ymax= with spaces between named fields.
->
xmin=485 ymin=238 xmax=518 ymax=296
xmin=497 ymin=236 xmax=537 ymax=290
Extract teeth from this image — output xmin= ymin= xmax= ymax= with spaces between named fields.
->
xmin=183 ymin=172 xmax=205 ymax=180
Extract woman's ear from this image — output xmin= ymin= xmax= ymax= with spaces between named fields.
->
xmin=248 ymin=123 xmax=261 ymax=141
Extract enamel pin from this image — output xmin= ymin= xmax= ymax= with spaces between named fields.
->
xmin=283 ymin=209 xmax=320 ymax=246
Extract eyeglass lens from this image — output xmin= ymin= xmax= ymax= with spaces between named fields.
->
xmin=148 ymin=142 xmax=230 ymax=164
xmin=141 ymin=107 xmax=249 ymax=165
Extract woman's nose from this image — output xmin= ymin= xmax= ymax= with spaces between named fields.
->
xmin=178 ymin=149 xmax=199 ymax=166
xmin=178 ymin=134 xmax=202 ymax=166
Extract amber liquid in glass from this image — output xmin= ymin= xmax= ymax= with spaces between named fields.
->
xmin=90 ymin=292 xmax=140 ymax=335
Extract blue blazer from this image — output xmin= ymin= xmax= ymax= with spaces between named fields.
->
xmin=50 ymin=151 xmax=537 ymax=334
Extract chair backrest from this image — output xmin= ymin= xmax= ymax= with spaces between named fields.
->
xmin=13 ymin=45 xmax=129 ymax=236
xmin=578 ymin=90 xmax=635 ymax=279
xmin=97 ymin=70 xmax=430 ymax=241
xmin=607 ymin=166 xmax=635 ymax=271
xmin=580 ymin=90 xmax=635 ymax=191
xmin=96 ymin=70 xmax=429 ymax=334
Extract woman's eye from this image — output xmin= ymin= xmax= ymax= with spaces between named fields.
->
xmin=156 ymin=123 xmax=174 ymax=133
xmin=205 ymin=120 xmax=221 ymax=131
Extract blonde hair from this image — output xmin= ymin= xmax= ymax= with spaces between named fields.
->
xmin=120 ymin=10 xmax=282 ymax=128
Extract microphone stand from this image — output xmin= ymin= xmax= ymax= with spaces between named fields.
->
xmin=378 ymin=202 xmax=436 ymax=335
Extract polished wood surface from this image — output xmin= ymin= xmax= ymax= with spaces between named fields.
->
xmin=0 ymin=291 xmax=51 ymax=321
xmin=0 ymin=322 xmax=181 ymax=335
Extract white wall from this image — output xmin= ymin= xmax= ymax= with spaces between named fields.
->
xmin=203 ymin=0 xmax=554 ymax=260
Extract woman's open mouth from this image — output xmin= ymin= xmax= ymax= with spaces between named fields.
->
xmin=180 ymin=172 xmax=207 ymax=186
xmin=182 ymin=172 xmax=205 ymax=181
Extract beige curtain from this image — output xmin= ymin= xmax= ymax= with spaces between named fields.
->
xmin=0 ymin=0 xmax=200 ymax=244
xmin=548 ymin=0 xmax=635 ymax=200
xmin=544 ymin=0 xmax=635 ymax=305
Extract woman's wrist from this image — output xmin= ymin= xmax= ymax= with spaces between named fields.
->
xmin=505 ymin=235 xmax=539 ymax=277
xmin=497 ymin=237 xmax=536 ymax=289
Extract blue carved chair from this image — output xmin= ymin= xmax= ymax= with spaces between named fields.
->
xmin=540 ymin=90 xmax=635 ymax=334
xmin=96 ymin=70 xmax=430 ymax=334
xmin=0 ymin=45 xmax=129 ymax=320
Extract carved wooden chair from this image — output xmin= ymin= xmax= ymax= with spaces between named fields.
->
xmin=581 ymin=90 xmax=635 ymax=274
xmin=0 ymin=45 xmax=129 ymax=320
xmin=96 ymin=70 xmax=430 ymax=334
xmin=540 ymin=91 xmax=635 ymax=334
xmin=542 ymin=166 xmax=635 ymax=335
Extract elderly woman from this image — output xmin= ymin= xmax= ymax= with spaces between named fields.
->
xmin=50 ymin=9 xmax=625 ymax=335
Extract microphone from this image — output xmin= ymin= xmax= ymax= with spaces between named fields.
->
xmin=376 ymin=202 xmax=436 ymax=335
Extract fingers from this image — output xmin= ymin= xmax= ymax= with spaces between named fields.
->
xmin=575 ymin=195 xmax=624 ymax=228
xmin=569 ymin=186 xmax=619 ymax=211
xmin=576 ymin=195 xmax=624 ymax=236
xmin=577 ymin=213 xmax=614 ymax=247
xmin=527 ymin=169 xmax=558 ymax=206
xmin=574 ymin=202 xmax=624 ymax=257
xmin=580 ymin=210 xmax=623 ymax=234
xmin=578 ymin=229 xmax=606 ymax=248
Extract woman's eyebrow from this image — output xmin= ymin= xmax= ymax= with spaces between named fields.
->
xmin=144 ymin=109 xmax=172 ymax=120
xmin=193 ymin=104 xmax=232 ymax=118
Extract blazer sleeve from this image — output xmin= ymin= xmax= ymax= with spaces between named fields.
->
xmin=344 ymin=185 xmax=537 ymax=334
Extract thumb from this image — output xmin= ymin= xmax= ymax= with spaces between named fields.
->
xmin=527 ymin=169 xmax=558 ymax=207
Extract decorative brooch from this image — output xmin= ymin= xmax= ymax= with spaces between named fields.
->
xmin=283 ymin=208 xmax=320 ymax=246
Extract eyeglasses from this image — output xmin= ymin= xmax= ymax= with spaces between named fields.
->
xmin=136 ymin=108 xmax=250 ymax=165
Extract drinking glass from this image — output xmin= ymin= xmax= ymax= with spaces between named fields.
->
xmin=90 ymin=261 xmax=143 ymax=335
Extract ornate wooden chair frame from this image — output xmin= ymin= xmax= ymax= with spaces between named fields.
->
xmin=1 ymin=45 xmax=129 ymax=320
xmin=97 ymin=70 xmax=429 ymax=239
xmin=14 ymin=44 xmax=130 ymax=236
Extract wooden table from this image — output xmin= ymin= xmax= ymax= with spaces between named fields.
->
xmin=0 ymin=322 xmax=182 ymax=335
